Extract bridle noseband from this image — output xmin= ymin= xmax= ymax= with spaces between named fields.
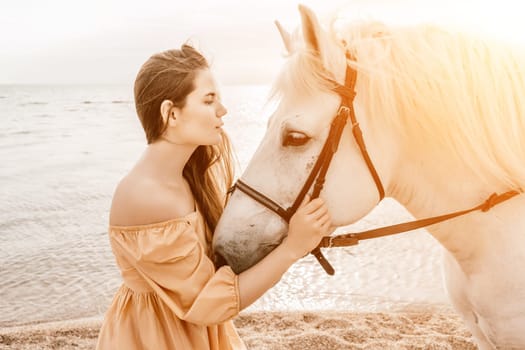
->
xmin=228 ymin=61 xmax=521 ymax=276
xmin=231 ymin=64 xmax=386 ymax=275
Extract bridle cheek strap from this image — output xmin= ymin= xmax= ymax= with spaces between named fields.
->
xmin=334 ymin=79 xmax=385 ymax=201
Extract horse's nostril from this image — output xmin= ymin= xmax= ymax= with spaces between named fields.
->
xmin=214 ymin=252 xmax=228 ymax=268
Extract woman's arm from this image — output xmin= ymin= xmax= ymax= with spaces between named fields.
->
xmin=237 ymin=196 xmax=331 ymax=309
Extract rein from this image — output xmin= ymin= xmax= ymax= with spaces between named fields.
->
xmin=319 ymin=190 xmax=520 ymax=250
xmin=230 ymin=62 xmax=521 ymax=275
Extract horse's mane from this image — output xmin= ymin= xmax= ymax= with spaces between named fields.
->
xmin=273 ymin=20 xmax=525 ymax=190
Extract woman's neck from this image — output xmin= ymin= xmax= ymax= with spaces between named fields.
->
xmin=138 ymin=139 xmax=198 ymax=187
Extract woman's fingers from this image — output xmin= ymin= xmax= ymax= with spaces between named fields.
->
xmin=319 ymin=213 xmax=331 ymax=229
xmin=297 ymin=194 xmax=311 ymax=209
xmin=294 ymin=195 xmax=331 ymax=233
xmin=301 ymin=198 xmax=325 ymax=215
xmin=310 ymin=205 xmax=328 ymax=220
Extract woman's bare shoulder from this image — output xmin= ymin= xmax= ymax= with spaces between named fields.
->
xmin=109 ymin=174 xmax=191 ymax=227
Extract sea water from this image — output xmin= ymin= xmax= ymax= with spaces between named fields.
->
xmin=0 ymin=84 xmax=449 ymax=327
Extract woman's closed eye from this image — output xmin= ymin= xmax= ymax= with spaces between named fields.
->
xmin=204 ymin=92 xmax=218 ymax=105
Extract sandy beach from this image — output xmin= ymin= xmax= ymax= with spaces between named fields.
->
xmin=0 ymin=310 xmax=477 ymax=350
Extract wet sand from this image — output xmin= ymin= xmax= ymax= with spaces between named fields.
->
xmin=0 ymin=310 xmax=477 ymax=350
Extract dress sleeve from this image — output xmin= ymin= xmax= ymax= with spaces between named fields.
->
xmin=110 ymin=220 xmax=240 ymax=326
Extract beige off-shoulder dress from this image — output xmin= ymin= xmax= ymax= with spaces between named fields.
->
xmin=96 ymin=208 xmax=246 ymax=350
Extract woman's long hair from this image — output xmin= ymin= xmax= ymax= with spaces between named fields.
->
xmin=133 ymin=44 xmax=234 ymax=248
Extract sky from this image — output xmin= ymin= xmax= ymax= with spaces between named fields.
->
xmin=0 ymin=0 xmax=523 ymax=85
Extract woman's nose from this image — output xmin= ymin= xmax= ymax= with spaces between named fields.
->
xmin=217 ymin=102 xmax=227 ymax=117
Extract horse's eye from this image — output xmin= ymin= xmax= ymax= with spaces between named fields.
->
xmin=283 ymin=131 xmax=311 ymax=147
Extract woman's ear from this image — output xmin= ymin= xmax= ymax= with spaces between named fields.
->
xmin=160 ymin=100 xmax=177 ymax=126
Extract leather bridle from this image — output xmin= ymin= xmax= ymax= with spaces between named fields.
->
xmin=228 ymin=61 xmax=520 ymax=275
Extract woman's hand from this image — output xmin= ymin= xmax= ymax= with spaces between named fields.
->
xmin=282 ymin=195 xmax=331 ymax=260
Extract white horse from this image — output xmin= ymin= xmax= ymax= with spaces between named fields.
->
xmin=213 ymin=5 xmax=525 ymax=349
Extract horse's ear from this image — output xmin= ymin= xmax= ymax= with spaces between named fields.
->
xmin=298 ymin=4 xmax=324 ymax=54
xmin=274 ymin=20 xmax=293 ymax=54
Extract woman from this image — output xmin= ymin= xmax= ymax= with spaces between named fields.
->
xmin=96 ymin=44 xmax=332 ymax=350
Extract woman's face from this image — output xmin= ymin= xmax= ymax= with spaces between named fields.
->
xmin=174 ymin=68 xmax=227 ymax=145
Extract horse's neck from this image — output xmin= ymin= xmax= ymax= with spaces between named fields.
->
xmin=390 ymin=154 xmax=521 ymax=274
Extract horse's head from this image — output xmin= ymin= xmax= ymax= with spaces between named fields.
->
xmin=214 ymin=5 xmax=395 ymax=273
